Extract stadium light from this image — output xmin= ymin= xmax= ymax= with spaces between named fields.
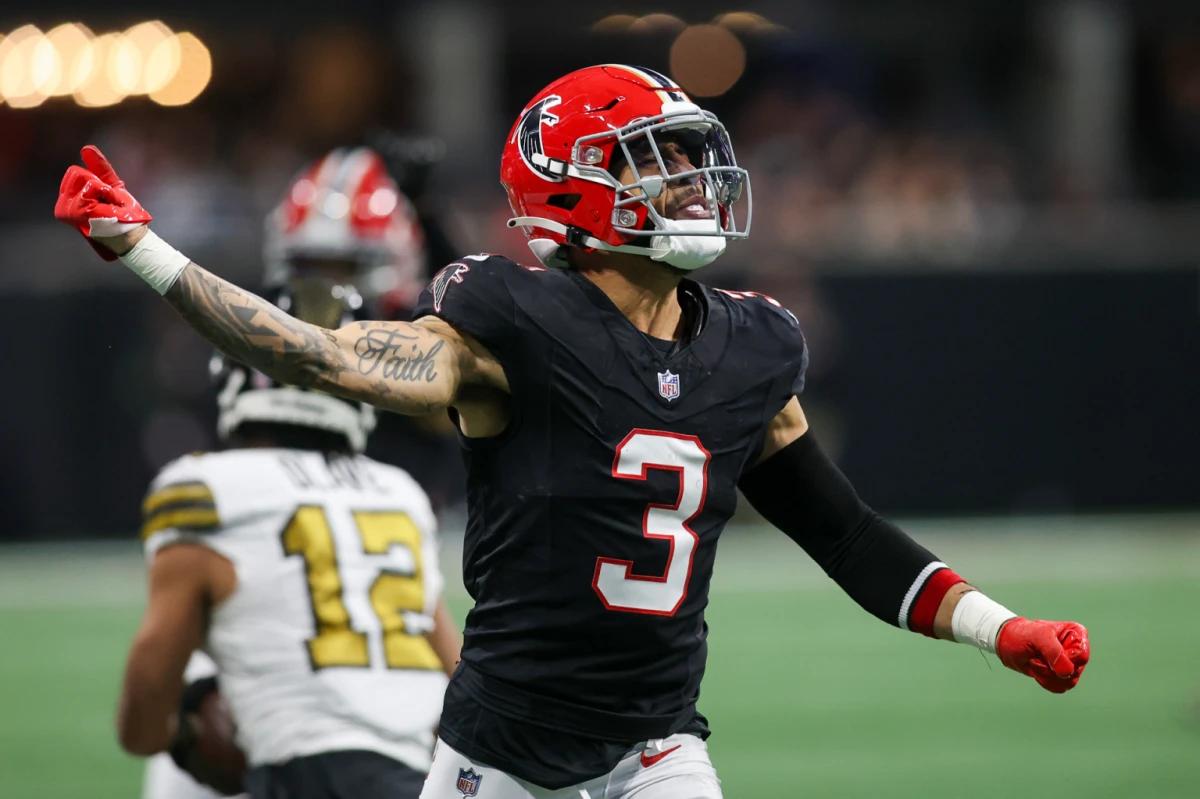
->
xmin=122 ymin=21 xmax=175 ymax=94
xmin=0 ymin=25 xmax=48 ymax=108
xmin=591 ymin=13 xmax=686 ymax=35
xmin=29 ymin=29 xmax=62 ymax=100
xmin=712 ymin=12 xmax=787 ymax=34
xmin=148 ymin=32 xmax=211 ymax=107
xmin=143 ymin=30 xmax=182 ymax=94
xmin=0 ymin=21 xmax=210 ymax=108
xmin=44 ymin=23 xmax=94 ymax=97
xmin=629 ymin=13 xmax=686 ymax=34
xmin=669 ymin=24 xmax=746 ymax=97
xmin=591 ymin=14 xmax=638 ymax=33
xmin=109 ymin=32 xmax=143 ymax=95
xmin=73 ymin=33 xmax=126 ymax=107
xmin=594 ymin=11 xmax=784 ymax=36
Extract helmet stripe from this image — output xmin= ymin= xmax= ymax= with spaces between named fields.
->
xmin=638 ymin=66 xmax=687 ymax=102
xmin=605 ymin=64 xmax=686 ymax=102
xmin=311 ymin=150 xmax=341 ymax=190
xmin=331 ymin=146 xmax=377 ymax=197
xmin=606 ymin=63 xmax=661 ymax=88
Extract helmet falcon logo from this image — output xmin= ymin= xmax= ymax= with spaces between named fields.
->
xmin=515 ymin=95 xmax=564 ymax=182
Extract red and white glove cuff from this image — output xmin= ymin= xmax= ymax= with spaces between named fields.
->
xmin=119 ymin=230 xmax=190 ymax=295
xmin=951 ymin=590 xmax=1017 ymax=653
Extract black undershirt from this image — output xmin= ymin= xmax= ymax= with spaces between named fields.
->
xmin=643 ymin=334 xmax=675 ymax=355
xmin=638 ymin=282 xmax=704 ymax=358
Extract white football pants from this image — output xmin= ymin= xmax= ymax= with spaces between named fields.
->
xmin=419 ymin=733 xmax=722 ymax=799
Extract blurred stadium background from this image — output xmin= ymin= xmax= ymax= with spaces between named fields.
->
xmin=0 ymin=1 xmax=1197 ymax=797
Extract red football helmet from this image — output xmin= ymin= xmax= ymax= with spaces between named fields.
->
xmin=264 ymin=147 xmax=425 ymax=317
xmin=501 ymin=64 xmax=751 ymax=271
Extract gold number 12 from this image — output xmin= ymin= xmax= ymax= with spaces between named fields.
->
xmin=281 ymin=506 xmax=441 ymax=671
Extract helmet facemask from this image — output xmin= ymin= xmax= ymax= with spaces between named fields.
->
xmin=573 ymin=104 xmax=751 ymax=270
xmin=280 ymin=258 xmax=365 ymax=330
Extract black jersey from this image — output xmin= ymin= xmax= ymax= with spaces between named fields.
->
xmin=413 ymin=255 xmax=806 ymax=785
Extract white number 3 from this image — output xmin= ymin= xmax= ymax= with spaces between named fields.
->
xmin=592 ymin=429 xmax=711 ymax=616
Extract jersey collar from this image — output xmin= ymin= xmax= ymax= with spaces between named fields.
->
xmin=565 ymin=269 xmax=730 ymax=377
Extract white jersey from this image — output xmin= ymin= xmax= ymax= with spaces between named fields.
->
xmin=141 ymin=448 xmax=448 ymax=772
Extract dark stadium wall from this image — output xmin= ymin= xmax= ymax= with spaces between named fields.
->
xmin=1 ymin=267 xmax=1197 ymax=539
xmin=813 ymin=267 xmax=1199 ymax=514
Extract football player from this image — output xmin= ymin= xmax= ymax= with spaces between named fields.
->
xmin=116 ymin=147 xmax=460 ymax=799
xmin=60 ymin=65 xmax=1089 ymax=799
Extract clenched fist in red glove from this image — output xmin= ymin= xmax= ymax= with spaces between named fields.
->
xmin=54 ymin=145 xmax=152 ymax=261
xmin=997 ymin=618 xmax=1090 ymax=693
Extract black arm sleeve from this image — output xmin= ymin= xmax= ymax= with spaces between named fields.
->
xmin=738 ymin=433 xmax=947 ymax=627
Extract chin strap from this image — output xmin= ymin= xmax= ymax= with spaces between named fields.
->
xmin=507 ymin=216 xmax=668 ymax=266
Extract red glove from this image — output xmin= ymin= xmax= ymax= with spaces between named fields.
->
xmin=54 ymin=145 xmax=152 ymax=261
xmin=997 ymin=618 xmax=1090 ymax=693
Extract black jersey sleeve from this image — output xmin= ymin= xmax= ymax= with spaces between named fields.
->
xmin=784 ymin=319 xmax=809 ymax=397
xmin=412 ymin=255 xmax=519 ymax=358
xmin=769 ymin=300 xmax=808 ymax=397
xmin=728 ymin=289 xmax=809 ymax=399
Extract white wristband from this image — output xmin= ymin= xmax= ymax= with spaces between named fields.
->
xmin=117 ymin=229 xmax=190 ymax=295
xmin=951 ymin=590 xmax=1017 ymax=653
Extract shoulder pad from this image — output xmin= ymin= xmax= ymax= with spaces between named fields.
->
xmin=712 ymin=288 xmax=809 ymax=395
xmin=714 ymin=288 xmax=800 ymax=328
xmin=420 ymin=254 xmax=528 ymax=313
xmin=414 ymin=254 xmax=542 ymax=355
xmin=141 ymin=454 xmax=221 ymax=541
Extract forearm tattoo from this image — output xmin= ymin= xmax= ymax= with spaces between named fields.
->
xmin=165 ymin=265 xmax=452 ymax=411
xmin=167 ymin=265 xmax=346 ymax=388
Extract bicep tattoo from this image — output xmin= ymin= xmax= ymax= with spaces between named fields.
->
xmin=351 ymin=325 xmax=445 ymax=384
xmin=164 ymin=265 xmax=458 ymax=413
xmin=335 ymin=322 xmax=458 ymax=413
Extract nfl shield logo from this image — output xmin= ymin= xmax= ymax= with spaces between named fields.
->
xmin=456 ymin=768 xmax=482 ymax=797
xmin=657 ymin=369 xmax=681 ymax=401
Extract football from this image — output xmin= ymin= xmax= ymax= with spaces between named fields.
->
xmin=181 ymin=688 xmax=247 ymax=796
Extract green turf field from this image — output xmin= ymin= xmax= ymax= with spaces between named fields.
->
xmin=2 ymin=514 xmax=1198 ymax=798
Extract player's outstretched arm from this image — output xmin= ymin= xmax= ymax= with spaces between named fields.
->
xmin=164 ymin=259 xmax=484 ymax=415
xmin=740 ymin=397 xmax=1090 ymax=693
xmin=54 ymin=146 xmax=500 ymax=415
